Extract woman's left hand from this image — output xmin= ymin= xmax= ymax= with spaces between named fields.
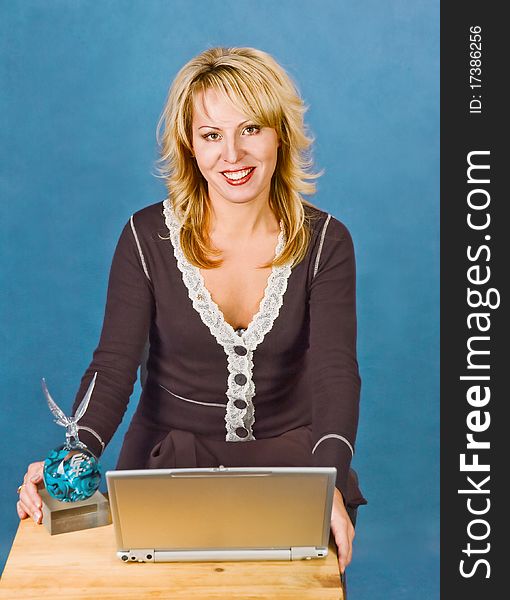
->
xmin=330 ymin=487 xmax=355 ymax=574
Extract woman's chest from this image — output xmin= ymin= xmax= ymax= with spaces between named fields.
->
xmin=200 ymin=262 xmax=272 ymax=330
xmin=151 ymin=249 xmax=310 ymax=360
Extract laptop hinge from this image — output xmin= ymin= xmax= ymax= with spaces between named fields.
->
xmin=118 ymin=549 xmax=155 ymax=563
xmin=152 ymin=549 xmax=292 ymax=561
xmin=291 ymin=546 xmax=328 ymax=560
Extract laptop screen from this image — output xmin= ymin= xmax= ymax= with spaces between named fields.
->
xmin=107 ymin=467 xmax=336 ymax=551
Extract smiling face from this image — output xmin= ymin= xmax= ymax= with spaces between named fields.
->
xmin=191 ymin=88 xmax=280 ymax=209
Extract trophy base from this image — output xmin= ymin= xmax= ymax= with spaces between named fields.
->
xmin=40 ymin=488 xmax=111 ymax=535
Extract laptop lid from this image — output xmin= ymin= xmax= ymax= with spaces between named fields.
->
xmin=106 ymin=466 xmax=336 ymax=562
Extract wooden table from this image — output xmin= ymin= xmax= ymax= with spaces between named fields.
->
xmin=0 ymin=520 xmax=344 ymax=599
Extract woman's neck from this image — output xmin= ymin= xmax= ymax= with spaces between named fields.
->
xmin=207 ymin=196 xmax=279 ymax=241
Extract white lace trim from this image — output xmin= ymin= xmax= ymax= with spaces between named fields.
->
xmin=162 ymin=198 xmax=292 ymax=442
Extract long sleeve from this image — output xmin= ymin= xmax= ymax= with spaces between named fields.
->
xmin=70 ymin=217 xmax=155 ymax=458
xmin=309 ymin=216 xmax=361 ymax=501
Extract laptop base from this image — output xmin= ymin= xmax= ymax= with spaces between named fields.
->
xmin=118 ymin=546 xmax=329 ymax=562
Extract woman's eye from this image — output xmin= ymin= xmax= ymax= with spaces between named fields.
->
xmin=244 ymin=125 xmax=260 ymax=135
xmin=203 ymin=132 xmax=221 ymax=141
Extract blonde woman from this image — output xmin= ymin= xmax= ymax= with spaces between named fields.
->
xmin=17 ymin=47 xmax=366 ymax=576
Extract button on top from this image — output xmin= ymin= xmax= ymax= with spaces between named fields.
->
xmin=234 ymin=399 xmax=247 ymax=410
xmin=234 ymin=345 xmax=247 ymax=356
xmin=234 ymin=374 xmax=247 ymax=386
xmin=235 ymin=427 xmax=248 ymax=438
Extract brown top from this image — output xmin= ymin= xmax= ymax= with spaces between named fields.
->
xmin=72 ymin=199 xmax=366 ymax=508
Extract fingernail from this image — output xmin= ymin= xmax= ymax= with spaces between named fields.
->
xmin=34 ymin=512 xmax=41 ymax=523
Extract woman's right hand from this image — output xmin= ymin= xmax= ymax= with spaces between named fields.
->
xmin=17 ymin=461 xmax=44 ymax=524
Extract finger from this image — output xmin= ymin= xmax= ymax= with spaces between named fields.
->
xmin=335 ymin=535 xmax=350 ymax=574
xmin=345 ymin=525 xmax=355 ymax=566
xmin=19 ymin=486 xmax=42 ymax=523
xmin=19 ymin=495 xmax=42 ymax=523
xmin=26 ymin=462 xmax=44 ymax=482
xmin=337 ymin=546 xmax=352 ymax=574
xmin=29 ymin=472 xmax=44 ymax=494
xmin=24 ymin=480 xmax=43 ymax=510
xmin=334 ymin=525 xmax=353 ymax=574
xmin=344 ymin=524 xmax=355 ymax=567
xmin=18 ymin=498 xmax=42 ymax=524
xmin=29 ymin=471 xmax=43 ymax=485
xmin=17 ymin=500 xmax=28 ymax=520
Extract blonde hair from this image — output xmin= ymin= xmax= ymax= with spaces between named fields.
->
xmin=156 ymin=47 xmax=322 ymax=268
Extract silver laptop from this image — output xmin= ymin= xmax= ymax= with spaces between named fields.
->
xmin=106 ymin=466 xmax=336 ymax=562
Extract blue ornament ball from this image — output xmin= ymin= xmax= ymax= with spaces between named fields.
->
xmin=43 ymin=444 xmax=101 ymax=502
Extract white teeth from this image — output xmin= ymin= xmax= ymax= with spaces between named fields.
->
xmin=223 ymin=168 xmax=253 ymax=181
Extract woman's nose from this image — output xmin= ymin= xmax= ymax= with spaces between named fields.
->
xmin=222 ymin=136 xmax=244 ymax=164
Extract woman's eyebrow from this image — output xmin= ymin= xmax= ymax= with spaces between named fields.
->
xmin=198 ymin=120 xmax=252 ymax=130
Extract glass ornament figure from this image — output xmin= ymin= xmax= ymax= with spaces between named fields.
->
xmin=41 ymin=372 xmax=101 ymax=502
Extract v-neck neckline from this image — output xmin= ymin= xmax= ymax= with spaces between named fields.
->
xmin=196 ymin=225 xmax=284 ymax=337
xmin=163 ymin=199 xmax=292 ymax=352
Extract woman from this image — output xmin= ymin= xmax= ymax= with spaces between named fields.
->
xmin=16 ymin=47 xmax=366 ymax=575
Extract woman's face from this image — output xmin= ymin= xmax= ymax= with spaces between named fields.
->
xmin=191 ymin=88 xmax=279 ymax=208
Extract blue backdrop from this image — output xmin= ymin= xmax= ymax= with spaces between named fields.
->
xmin=0 ymin=1 xmax=439 ymax=597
